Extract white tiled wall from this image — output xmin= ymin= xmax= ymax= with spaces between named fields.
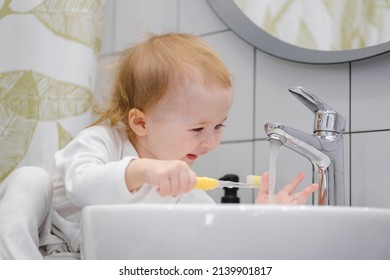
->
xmin=351 ymin=131 xmax=390 ymax=208
xmin=98 ymin=0 xmax=390 ymax=207
xmin=203 ymin=31 xmax=254 ymax=142
xmin=351 ymin=52 xmax=390 ymax=132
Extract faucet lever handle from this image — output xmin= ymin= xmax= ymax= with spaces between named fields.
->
xmin=288 ymin=86 xmax=346 ymax=134
xmin=288 ymin=86 xmax=332 ymax=113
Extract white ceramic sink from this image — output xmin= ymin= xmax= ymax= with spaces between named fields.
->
xmin=80 ymin=204 xmax=390 ymax=259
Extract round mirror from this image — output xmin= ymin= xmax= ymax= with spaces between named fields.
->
xmin=207 ymin=0 xmax=390 ymax=64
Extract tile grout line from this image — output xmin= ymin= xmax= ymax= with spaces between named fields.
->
xmin=252 ymin=47 xmax=257 ymax=203
xmin=349 ymin=62 xmax=352 ymax=207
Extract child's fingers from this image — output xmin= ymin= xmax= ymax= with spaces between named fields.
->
xmin=157 ymin=179 xmax=171 ymax=196
xmin=187 ymin=170 xmax=197 ymax=192
xmin=169 ymin=175 xmax=181 ymax=196
xmin=291 ymin=183 xmax=318 ymax=204
xmin=281 ymin=172 xmax=305 ymax=194
xmin=259 ymin=171 xmax=269 ymax=194
xmin=181 ymin=170 xmax=195 ymax=194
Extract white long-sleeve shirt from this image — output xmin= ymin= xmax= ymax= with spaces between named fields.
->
xmin=50 ymin=124 xmax=214 ymax=254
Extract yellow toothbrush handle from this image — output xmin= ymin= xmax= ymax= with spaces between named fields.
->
xmin=195 ymin=177 xmax=219 ymax=190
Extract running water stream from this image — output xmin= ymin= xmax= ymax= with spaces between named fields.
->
xmin=268 ymin=140 xmax=282 ymax=203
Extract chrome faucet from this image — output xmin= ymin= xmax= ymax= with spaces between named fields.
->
xmin=264 ymin=86 xmax=346 ymax=206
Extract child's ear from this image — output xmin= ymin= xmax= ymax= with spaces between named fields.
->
xmin=128 ymin=108 xmax=147 ymax=136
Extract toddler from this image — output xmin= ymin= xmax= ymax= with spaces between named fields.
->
xmin=0 ymin=33 xmax=317 ymax=259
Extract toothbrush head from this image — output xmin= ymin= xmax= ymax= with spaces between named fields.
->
xmin=246 ymin=175 xmax=262 ymax=185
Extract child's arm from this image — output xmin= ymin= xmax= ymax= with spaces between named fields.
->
xmin=255 ymin=172 xmax=318 ymax=205
xmin=55 ymin=126 xmax=141 ymax=207
xmin=125 ymin=158 xmax=196 ymax=197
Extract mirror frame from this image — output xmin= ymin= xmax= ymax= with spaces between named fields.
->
xmin=207 ymin=0 xmax=390 ymax=64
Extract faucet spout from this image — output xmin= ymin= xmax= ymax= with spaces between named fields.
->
xmin=265 ymin=123 xmax=331 ymax=169
xmin=265 ymin=122 xmax=331 ymax=205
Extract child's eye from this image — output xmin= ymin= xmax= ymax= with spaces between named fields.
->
xmin=192 ymin=127 xmax=204 ymax=132
xmin=215 ymin=124 xmax=225 ymax=130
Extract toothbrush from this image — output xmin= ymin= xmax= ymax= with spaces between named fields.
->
xmin=195 ymin=176 xmax=262 ymax=191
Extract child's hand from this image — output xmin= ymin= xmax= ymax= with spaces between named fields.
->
xmin=146 ymin=159 xmax=196 ymax=197
xmin=255 ymin=172 xmax=318 ymax=205
xmin=126 ymin=158 xmax=196 ymax=197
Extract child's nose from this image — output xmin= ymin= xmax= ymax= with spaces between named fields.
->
xmin=200 ymin=131 xmax=220 ymax=148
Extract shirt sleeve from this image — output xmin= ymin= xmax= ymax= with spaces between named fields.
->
xmin=54 ymin=126 xmax=136 ymax=207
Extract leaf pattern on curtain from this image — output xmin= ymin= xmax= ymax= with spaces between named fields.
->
xmin=32 ymin=0 xmax=104 ymax=53
xmin=57 ymin=122 xmax=73 ymax=150
xmin=0 ymin=0 xmax=12 ymax=20
xmin=0 ymin=70 xmax=93 ymax=120
xmin=0 ymin=0 xmax=104 ymax=181
xmin=0 ymin=70 xmax=92 ymax=178
xmin=0 ymin=104 xmax=37 ymax=181
xmin=0 ymin=0 xmax=103 ymax=53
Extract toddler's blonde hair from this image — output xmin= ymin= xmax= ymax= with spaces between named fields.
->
xmin=93 ymin=32 xmax=232 ymax=140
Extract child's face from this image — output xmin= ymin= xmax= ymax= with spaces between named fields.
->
xmin=135 ymin=76 xmax=233 ymax=166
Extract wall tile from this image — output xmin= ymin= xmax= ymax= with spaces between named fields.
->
xmin=178 ymin=0 xmax=227 ymax=35
xmin=344 ymin=134 xmax=351 ymax=206
xmin=203 ymin=31 xmax=255 ymax=141
xmin=351 ymin=52 xmax=390 ymax=132
xmin=100 ymin=0 xmax=114 ymax=55
xmin=192 ymin=142 xmax=254 ymax=203
xmin=351 ymin=131 xmax=390 ymax=208
xmin=113 ymin=0 xmax=178 ymax=51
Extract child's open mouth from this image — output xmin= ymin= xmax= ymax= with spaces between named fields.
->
xmin=186 ymin=154 xmax=198 ymax=161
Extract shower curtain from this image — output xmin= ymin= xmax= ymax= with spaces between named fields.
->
xmin=0 ymin=0 xmax=104 ymax=182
